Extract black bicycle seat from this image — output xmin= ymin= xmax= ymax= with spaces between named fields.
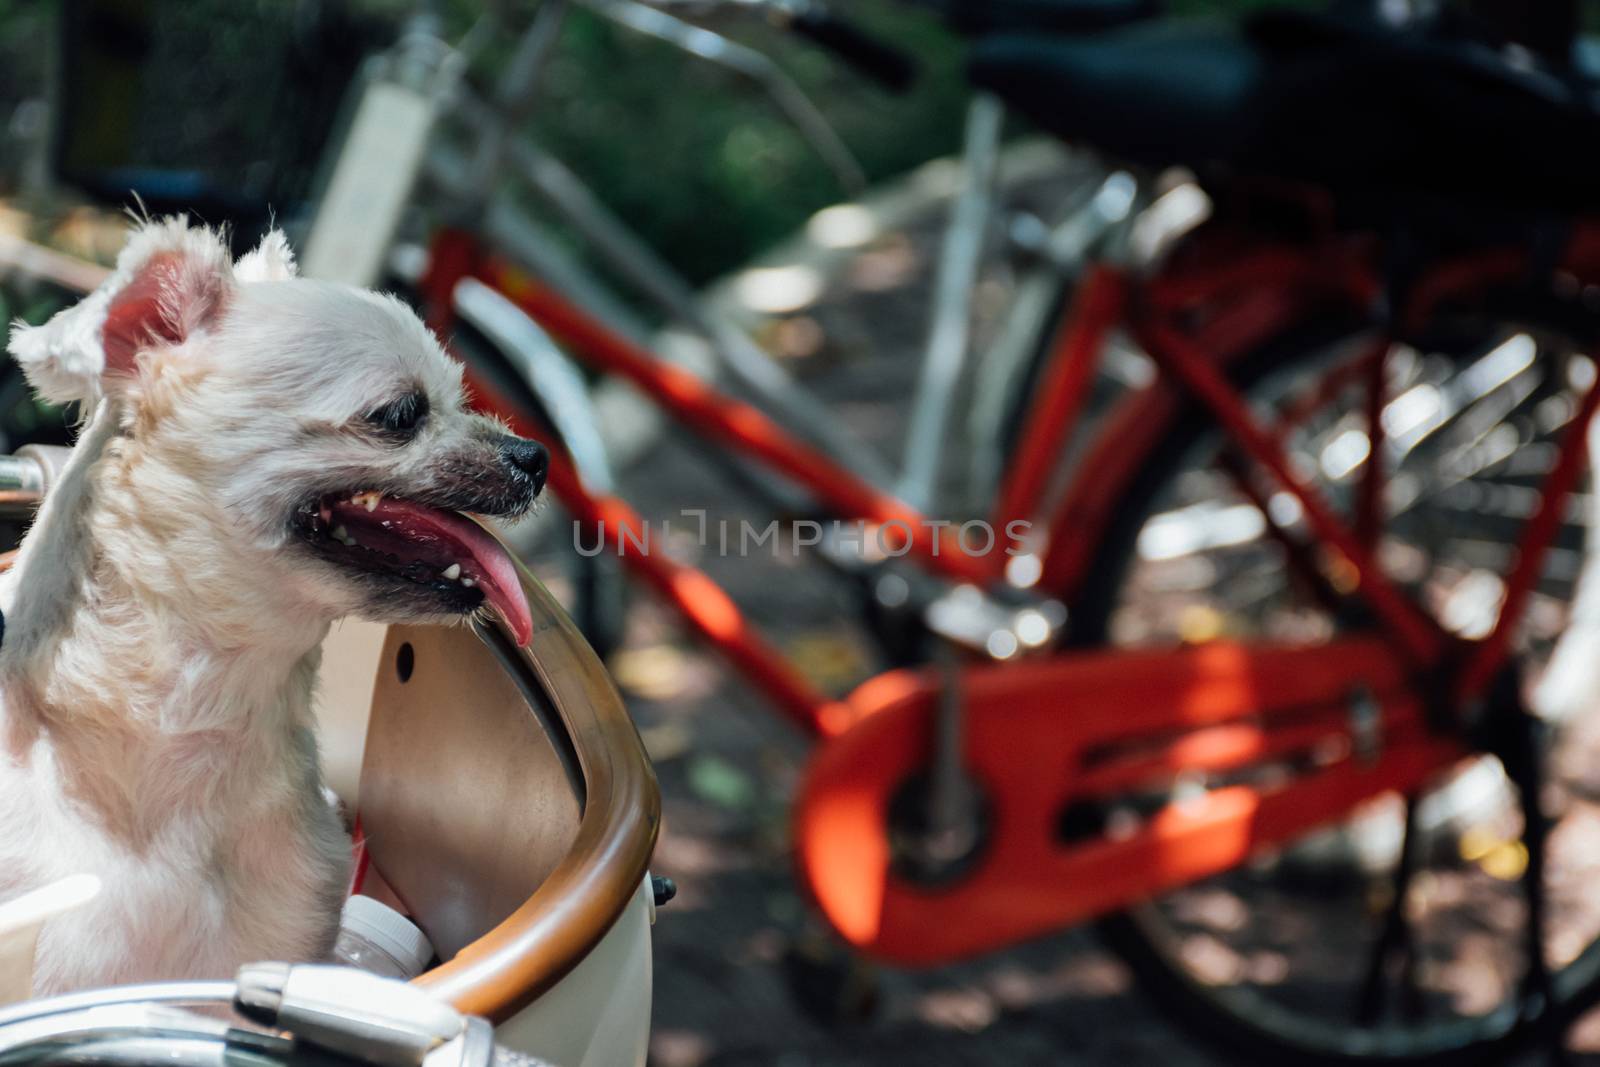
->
xmin=969 ymin=12 xmax=1600 ymax=218
xmin=972 ymin=21 xmax=1258 ymax=173
xmin=940 ymin=0 xmax=1159 ymax=36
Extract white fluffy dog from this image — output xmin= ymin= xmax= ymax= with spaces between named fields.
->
xmin=0 ymin=219 xmax=545 ymax=993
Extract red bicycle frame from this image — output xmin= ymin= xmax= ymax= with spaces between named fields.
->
xmin=421 ymin=219 xmax=1600 ymax=738
xmin=417 ymin=214 xmax=1600 ymax=962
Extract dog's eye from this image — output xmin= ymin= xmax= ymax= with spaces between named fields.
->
xmin=366 ymin=392 xmax=428 ymax=437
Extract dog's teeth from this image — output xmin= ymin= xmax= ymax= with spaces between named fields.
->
xmin=351 ymin=491 xmax=383 ymax=513
xmin=461 ymin=577 xmax=477 ymax=588
xmin=443 ymin=564 xmax=461 ymax=580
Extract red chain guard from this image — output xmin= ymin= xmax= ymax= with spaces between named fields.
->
xmin=794 ymin=636 xmax=1465 ymax=967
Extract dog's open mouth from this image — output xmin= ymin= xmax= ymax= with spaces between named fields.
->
xmin=295 ymin=491 xmax=534 ymax=646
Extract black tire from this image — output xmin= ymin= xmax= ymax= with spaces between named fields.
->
xmin=1053 ymin=316 xmax=1600 ymax=1064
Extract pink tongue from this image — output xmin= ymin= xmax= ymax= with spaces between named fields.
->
xmin=331 ymin=496 xmax=534 ymax=647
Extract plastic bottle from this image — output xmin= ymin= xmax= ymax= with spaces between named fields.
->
xmin=332 ymin=895 xmax=434 ymax=979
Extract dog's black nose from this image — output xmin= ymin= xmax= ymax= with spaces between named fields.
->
xmin=502 ymin=437 xmax=549 ymax=496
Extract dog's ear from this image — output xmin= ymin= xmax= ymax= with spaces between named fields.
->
xmin=233 ymin=230 xmax=297 ymax=283
xmin=7 ymin=218 xmax=233 ymax=407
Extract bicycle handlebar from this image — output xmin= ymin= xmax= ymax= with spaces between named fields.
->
xmin=636 ymin=0 xmax=918 ymax=91
xmin=0 ymin=965 xmax=556 ymax=1067
xmin=782 ymin=3 xmax=918 ymax=91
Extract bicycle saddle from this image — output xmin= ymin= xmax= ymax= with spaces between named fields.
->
xmin=969 ymin=11 xmax=1600 ymax=218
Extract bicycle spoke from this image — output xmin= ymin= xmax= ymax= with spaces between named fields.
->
xmin=1425 ymin=384 xmax=1550 ymax=486
xmin=1391 ymin=336 xmax=1540 ymax=449
xmin=1272 ymin=339 xmax=1384 ymax=442
xmin=1218 ymin=449 xmax=1347 ymax=616
xmin=1388 ymin=385 xmax=1546 ymax=511
xmin=1458 ymin=376 xmax=1600 ymax=701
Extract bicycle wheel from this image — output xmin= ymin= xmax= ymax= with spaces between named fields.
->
xmin=1063 ymin=318 xmax=1600 ymax=1064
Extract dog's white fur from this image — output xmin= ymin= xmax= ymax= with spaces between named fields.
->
xmin=0 ymin=219 xmax=525 ymax=993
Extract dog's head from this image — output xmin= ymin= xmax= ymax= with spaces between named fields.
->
xmin=6 ymin=220 xmax=545 ymax=644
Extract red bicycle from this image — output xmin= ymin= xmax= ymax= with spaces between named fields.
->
xmin=411 ymin=5 xmax=1600 ymax=1062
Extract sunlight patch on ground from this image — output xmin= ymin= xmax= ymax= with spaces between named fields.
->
xmin=807 ymin=204 xmax=880 ymax=249
xmin=785 ymin=631 xmax=874 ymax=692
xmin=735 ymin=264 xmax=824 ymax=314
xmin=609 ymin=644 xmax=697 ymax=702
xmin=649 ymin=1029 xmax=715 ymax=1067
xmin=915 ymin=988 xmax=1000 ymax=1033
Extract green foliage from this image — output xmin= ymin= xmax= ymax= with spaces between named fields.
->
xmin=509 ymin=2 xmax=971 ymax=284
xmin=0 ymin=0 xmax=53 ymax=118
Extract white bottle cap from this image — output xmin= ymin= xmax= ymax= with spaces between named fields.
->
xmin=340 ymin=895 xmax=435 ymax=978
